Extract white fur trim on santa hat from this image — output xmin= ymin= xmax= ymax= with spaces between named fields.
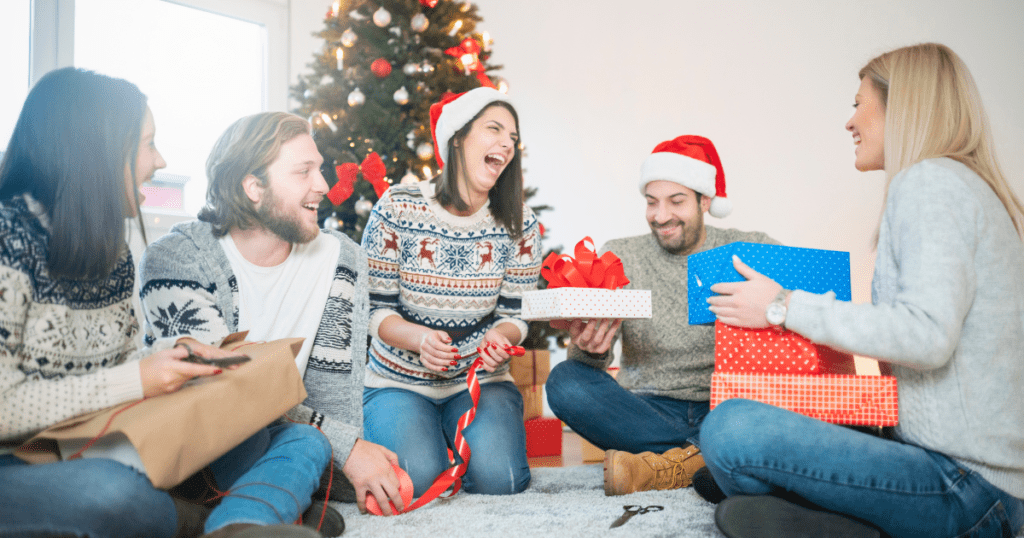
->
xmin=639 ymin=152 xmax=717 ymax=197
xmin=709 ymin=196 xmax=732 ymax=218
xmin=434 ymin=87 xmax=512 ymax=157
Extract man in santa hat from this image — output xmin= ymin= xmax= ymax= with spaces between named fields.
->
xmin=545 ymin=135 xmax=778 ymax=499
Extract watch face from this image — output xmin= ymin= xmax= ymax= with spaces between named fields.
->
xmin=766 ymin=303 xmax=786 ymax=326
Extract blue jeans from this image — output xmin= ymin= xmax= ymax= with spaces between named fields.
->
xmin=545 ymin=359 xmax=709 ymax=453
xmin=700 ymin=399 xmax=1024 ymax=538
xmin=0 ymin=422 xmax=330 ymax=537
xmin=363 ymin=381 xmax=530 ymax=497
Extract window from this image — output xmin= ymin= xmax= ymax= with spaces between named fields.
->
xmin=75 ymin=0 xmax=267 ymax=216
xmin=0 ymin=1 xmax=31 ymax=151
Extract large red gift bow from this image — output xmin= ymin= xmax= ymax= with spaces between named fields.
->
xmin=329 ymin=152 xmax=389 ymax=205
xmin=541 ymin=236 xmax=630 ymax=290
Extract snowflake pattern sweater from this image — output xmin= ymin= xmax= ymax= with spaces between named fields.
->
xmin=361 ymin=181 xmax=542 ymax=397
xmin=137 ymin=220 xmax=369 ymax=467
xmin=1 ymin=195 xmax=144 ymax=453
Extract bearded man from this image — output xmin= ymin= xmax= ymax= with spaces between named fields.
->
xmin=139 ymin=112 xmax=406 ymax=525
xmin=545 ymin=135 xmax=778 ymax=497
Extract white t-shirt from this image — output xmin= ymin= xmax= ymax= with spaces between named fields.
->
xmin=219 ymin=232 xmax=340 ymax=376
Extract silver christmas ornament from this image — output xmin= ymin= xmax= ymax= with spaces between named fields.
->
xmin=420 ymin=61 xmax=435 ymax=74
xmin=373 ymin=7 xmax=391 ymax=27
xmin=402 ymin=63 xmax=421 ymax=76
xmin=323 ymin=215 xmax=341 ymax=230
xmin=347 ymin=87 xmax=366 ymax=107
xmin=341 ymin=28 xmax=357 ymax=47
xmin=393 ymin=86 xmax=410 ymax=105
xmin=411 ymin=13 xmax=429 ymax=32
xmin=400 ymin=171 xmax=419 ymax=184
xmin=416 ymin=142 xmax=434 ymax=160
xmin=354 ymin=197 xmax=374 ymax=217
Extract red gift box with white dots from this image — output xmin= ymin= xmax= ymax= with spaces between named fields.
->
xmin=710 ymin=372 xmax=899 ymax=426
xmin=714 ymin=321 xmax=857 ymax=375
xmin=520 ymin=288 xmax=652 ymax=321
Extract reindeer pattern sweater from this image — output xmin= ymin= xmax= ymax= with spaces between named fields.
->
xmin=361 ymin=181 xmax=542 ymax=398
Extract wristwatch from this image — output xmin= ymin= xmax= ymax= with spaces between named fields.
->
xmin=765 ymin=289 xmax=790 ymax=327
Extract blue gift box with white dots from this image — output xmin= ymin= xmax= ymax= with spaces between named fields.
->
xmin=688 ymin=242 xmax=851 ymax=325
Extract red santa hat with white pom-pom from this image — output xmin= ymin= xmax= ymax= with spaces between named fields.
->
xmin=638 ymin=135 xmax=732 ymax=218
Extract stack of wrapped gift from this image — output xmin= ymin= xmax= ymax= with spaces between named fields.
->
xmin=521 ymin=237 xmax=653 ymax=457
xmin=689 ymin=242 xmax=898 ymax=427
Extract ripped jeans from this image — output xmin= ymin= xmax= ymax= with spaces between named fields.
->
xmin=700 ymin=399 xmax=1024 ymax=538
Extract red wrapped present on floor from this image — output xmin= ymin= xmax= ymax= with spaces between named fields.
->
xmin=524 ymin=417 xmax=562 ymax=458
xmin=715 ymin=321 xmax=857 ymax=375
xmin=710 ymin=372 xmax=899 ymax=426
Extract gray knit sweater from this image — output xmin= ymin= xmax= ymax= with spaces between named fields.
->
xmin=138 ymin=221 xmax=369 ymax=469
xmin=568 ymin=226 xmax=777 ymax=401
xmin=786 ymin=158 xmax=1024 ymax=498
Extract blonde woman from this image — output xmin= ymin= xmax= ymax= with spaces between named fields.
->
xmin=700 ymin=43 xmax=1024 ymax=538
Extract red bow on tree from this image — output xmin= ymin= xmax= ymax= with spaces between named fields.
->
xmin=444 ymin=37 xmax=494 ymax=88
xmin=329 ymin=152 xmax=389 ymax=205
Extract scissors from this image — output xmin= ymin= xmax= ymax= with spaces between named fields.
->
xmin=609 ymin=505 xmax=664 ymax=528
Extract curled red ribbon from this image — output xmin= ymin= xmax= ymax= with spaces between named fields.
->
xmin=329 ymin=152 xmax=389 ymax=205
xmin=541 ymin=236 xmax=630 ymax=290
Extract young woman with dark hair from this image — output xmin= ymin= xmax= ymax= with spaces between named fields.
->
xmin=360 ymin=87 xmax=542 ymax=497
xmin=0 ymin=68 xmax=331 ymax=538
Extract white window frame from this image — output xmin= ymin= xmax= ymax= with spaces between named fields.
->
xmin=29 ymin=0 xmax=290 ymax=112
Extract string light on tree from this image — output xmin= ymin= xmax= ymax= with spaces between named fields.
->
xmin=335 ymin=48 xmax=344 ymax=70
xmin=448 ymin=20 xmax=463 ymax=36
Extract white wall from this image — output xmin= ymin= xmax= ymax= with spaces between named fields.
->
xmin=289 ymin=0 xmax=1024 ymax=305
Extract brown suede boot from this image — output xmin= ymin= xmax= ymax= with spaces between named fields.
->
xmin=603 ymin=445 xmax=705 ymax=496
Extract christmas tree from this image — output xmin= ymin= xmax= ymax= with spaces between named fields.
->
xmin=292 ymin=0 xmax=505 ymax=242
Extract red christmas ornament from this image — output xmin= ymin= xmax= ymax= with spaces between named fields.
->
xmin=419 ymin=0 xmax=438 ymax=7
xmin=371 ymin=58 xmax=392 ymax=78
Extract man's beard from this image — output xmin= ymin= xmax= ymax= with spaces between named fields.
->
xmin=256 ymin=187 xmax=318 ymax=244
xmin=650 ymin=217 xmax=703 ymax=255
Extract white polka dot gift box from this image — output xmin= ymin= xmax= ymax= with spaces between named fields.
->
xmin=714 ymin=320 xmax=857 ymax=375
xmin=687 ymin=242 xmax=852 ymax=325
xmin=522 ymin=236 xmax=652 ymax=321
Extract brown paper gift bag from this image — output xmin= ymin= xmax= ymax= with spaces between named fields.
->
xmin=15 ymin=334 xmax=307 ymax=489
xmin=510 ymin=350 xmax=551 ymax=420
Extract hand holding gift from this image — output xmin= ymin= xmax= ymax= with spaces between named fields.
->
xmin=551 ymin=318 xmax=623 ymax=355
xmin=707 ymin=255 xmax=785 ymax=329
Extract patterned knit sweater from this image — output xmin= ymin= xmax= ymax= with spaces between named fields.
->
xmin=1 ymin=195 xmax=144 ymax=453
xmin=138 ymin=220 xmax=369 ymax=468
xmin=361 ymin=181 xmax=542 ymax=397
xmin=568 ymin=227 xmax=778 ymax=401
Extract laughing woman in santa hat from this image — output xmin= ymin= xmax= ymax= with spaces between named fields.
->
xmin=701 ymin=43 xmax=1024 ymax=538
xmin=360 ymin=87 xmax=542 ymax=497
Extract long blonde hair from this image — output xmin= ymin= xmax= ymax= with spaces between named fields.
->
xmin=860 ymin=43 xmax=1024 ymax=239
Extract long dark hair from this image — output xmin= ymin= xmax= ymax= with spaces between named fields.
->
xmin=433 ymin=101 xmax=525 ymax=239
xmin=0 ymin=67 xmax=147 ymax=280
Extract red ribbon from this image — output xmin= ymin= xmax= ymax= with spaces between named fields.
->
xmin=541 ymin=236 xmax=630 ymax=290
xmin=444 ymin=38 xmax=494 ymax=89
xmin=329 ymin=152 xmax=389 ymax=205
xmin=400 ymin=356 xmax=483 ymax=512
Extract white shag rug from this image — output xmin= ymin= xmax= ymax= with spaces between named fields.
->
xmin=328 ymin=464 xmax=726 ymax=537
